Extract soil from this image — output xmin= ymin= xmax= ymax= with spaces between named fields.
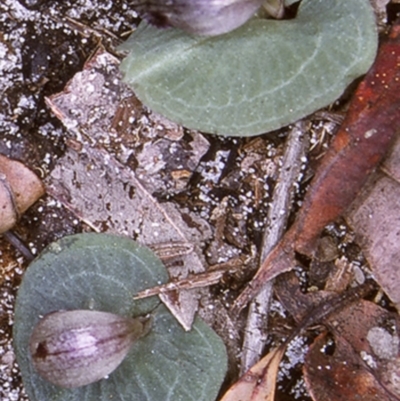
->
xmin=1 ymin=1 xmax=400 ymax=401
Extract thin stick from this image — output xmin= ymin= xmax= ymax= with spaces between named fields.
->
xmin=240 ymin=122 xmax=309 ymax=374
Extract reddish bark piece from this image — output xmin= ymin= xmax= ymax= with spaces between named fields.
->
xmin=383 ymin=132 xmax=400 ymax=183
xmin=304 ymin=332 xmax=391 ymax=401
xmin=233 ymin=20 xmax=400 ymax=313
xmin=326 ymin=300 xmax=399 ymax=359
xmin=305 ymin=300 xmax=400 ymax=401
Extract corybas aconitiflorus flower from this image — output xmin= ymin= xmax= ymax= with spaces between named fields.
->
xmin=29 ymin=310 xmax=151 ymax=388
xmin=131 ymin=0 xmax=265 ymax=36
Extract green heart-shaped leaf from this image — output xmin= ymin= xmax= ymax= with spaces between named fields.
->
xmin=14 ymin=233 xmax=227 ymax=401
xmin=119 ymin=0 xmax=377 ymax=136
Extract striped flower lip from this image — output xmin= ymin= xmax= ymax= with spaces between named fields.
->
xmin=132 ymin=0 xmax=265 ymax=36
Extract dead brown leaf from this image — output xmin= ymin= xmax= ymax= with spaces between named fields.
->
xmin=45 ymin=49 xmax=212 ymax=330
xmin=304 ymin=332 xmax=391 ymax=401
xmin=275 ymin=273 xmax=400 ymax=400
xmin=220 ymin=346 xmax=285 ymax=401
xmin=347 ymin=133 xmax=400 ymax=311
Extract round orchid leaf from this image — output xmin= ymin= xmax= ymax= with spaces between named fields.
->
xmin=13 ymin=233 xmax=227 ymax=401
xmin=119 ymin=0 xmax=377 ymax=136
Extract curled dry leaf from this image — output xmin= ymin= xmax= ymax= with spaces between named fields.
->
xmin=220 ymin=347 xmax=285 ymax=401
xmin=0 ymin=154 xmax=45 ymax=234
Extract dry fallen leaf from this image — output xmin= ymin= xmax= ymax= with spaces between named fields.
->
xmin=45 ymin=49 xmax=211 ymax=330
xmin=304 ymin=332 xmax=390 ymax=401
xmin=305 ymin=300 xmax=400 ymax=401
xmin=275 ymin=272 xmax=400 ymax=400
xmin=347 ymin=134 xmax=400 ymax=311
xmin=220 ymin=346 xmax=285 ymax=401
xmin=223 ymin=272 xmax=382 ymax=401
